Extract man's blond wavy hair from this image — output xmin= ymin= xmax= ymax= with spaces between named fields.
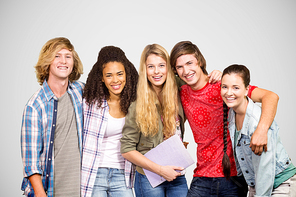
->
xmin=136 ymin=44 xmax=179 ymax=138
xmin=35 ymin=37 xmax=83 ymax=85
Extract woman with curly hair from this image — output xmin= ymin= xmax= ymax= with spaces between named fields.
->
xmin=81 ymin=46 xmax=138 ymax=197
xmin=120 ymin=44 xmax=188 ymax=197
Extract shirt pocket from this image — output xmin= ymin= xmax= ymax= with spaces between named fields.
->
xmin=239 ymin=134 xmax=252 ymax=155
xmin=137 ymin=138 xmax=154 ymax=154
xmin=238 ymin=134 xmax=252 ymax=153
xmin=240 ymin=135 xmax=250 ymax=145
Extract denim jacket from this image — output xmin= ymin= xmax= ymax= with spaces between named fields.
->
xmin=228 ymin=97 xmax=291 ymax=197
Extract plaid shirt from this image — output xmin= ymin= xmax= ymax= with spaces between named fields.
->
xmin=21 ymin=80 xmax=84 ymax=197
xmin=81 ymin=99 xmax=135 ymax=197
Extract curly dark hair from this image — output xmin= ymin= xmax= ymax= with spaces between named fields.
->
xmin=83 ymin=46 xmax=138 ymax=115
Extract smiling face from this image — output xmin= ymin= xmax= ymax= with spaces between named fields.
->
xmin=102 ymin=61 xmax=126 ymax=98
xmin=146 ymin=54 xmax=167 ymax=93
xmin=221 ymin=73 xmax=249 ymax=111
xmin=175 ymin=54 xmax=207 ymax=90
xmin=48 ymin=48 xmax=74 ymax=82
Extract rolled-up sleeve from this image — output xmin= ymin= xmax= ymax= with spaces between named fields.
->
xmin=247 ymin=85 xmax=258 ymax=98
xmin=253 ymin=127 xmax=276 ymax=197
xmin=121 ymin=102 xmax=140 ymax=154
xmin=21 ymin=105 xmax=43 ymax=177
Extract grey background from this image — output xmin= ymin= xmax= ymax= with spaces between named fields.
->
xmin=1 ymin=0 xmax=295 ymax=196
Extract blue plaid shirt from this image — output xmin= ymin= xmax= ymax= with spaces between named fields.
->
xmin=21 ymin=80 xmax=84 ymax=197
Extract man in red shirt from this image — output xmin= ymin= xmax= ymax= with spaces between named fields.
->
xmin=170 ymin=41 xmax=279 ymax=196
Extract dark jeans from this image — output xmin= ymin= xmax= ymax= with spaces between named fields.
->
xmin=187 ymin=176 xmax=240 ymax=197
xmin=134 ymin=171 xmax=188 ymax=197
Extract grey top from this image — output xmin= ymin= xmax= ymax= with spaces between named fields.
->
xmin=54 ymin=92 xmax=80 ymax=197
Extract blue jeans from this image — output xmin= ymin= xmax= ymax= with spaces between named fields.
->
xmin=91 ymin=168 xmax=134 ymax=197
xmin=186 ymin=177 xmax=239 ymax=197
xmin=134 ymin=171 xmax=188 ymax=197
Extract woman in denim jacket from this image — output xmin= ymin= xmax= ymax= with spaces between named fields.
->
xmin=220 ymin=64 xmax=296 ymax=196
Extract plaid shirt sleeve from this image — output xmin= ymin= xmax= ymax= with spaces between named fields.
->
xmin=20 ymin=87 xmax=52 ymax=196
xmin=124 ymin=160 xmax=136 ymax=188
xmin=21 ymin=104 xmax=44 ymax=178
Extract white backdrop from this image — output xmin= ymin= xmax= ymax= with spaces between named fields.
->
xmin=1 ymin=1 xmax=295 ymax=196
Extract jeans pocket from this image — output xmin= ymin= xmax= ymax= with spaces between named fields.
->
xmin=119 ymin=168 xmax=125 ymax=175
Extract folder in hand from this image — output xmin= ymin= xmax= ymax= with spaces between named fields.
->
xmin=143 ymin=135 xmax=195 ymax=188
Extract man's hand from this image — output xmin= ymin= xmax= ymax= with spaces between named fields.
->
xmin=208 ymin=70 xmax=222 ymax=83
xmin=250 ymin=127 xmax=268 ymax=155
xmin=250 ymin=88 xmax=279 ymax=155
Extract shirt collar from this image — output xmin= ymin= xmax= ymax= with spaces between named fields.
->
xmin=42 ymin=80 xmax=73 ymax=101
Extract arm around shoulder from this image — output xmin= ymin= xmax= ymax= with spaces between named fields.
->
xmin=249 ymin=87 xmax=279 ymax=155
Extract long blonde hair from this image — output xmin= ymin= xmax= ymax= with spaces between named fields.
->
xmin=136 ymin=44 xmax=179 ymax=138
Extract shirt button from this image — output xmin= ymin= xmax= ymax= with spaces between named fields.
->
xmin=53 ymin=124 xmax=55 ymax=127
xmin=241 ymin=158 xmax=244 ymax=161
xmin=251 ymin=182 xmax=254 ymax=185
xmin=140 ymin=143 xmax=144 ymax=146
xmin=51 ymin=141 xmax=53 ymax=144
xmin=246 ymin=170 xmax=249 ymax=173
xmin=49 ymin=158 xmax=51 ymax=161
xmin=237 ymin=144 xmax=241 ymax=147
xmin=46 ymin=174 xmax=49 ymax=177
xmin=286 ymin=161 xmax=289 ymax=165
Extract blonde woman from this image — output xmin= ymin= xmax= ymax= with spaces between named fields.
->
xmin=121 ymin=44 xmax=188 ymax=197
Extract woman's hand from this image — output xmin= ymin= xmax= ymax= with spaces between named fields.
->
xmin=122 ymin=151 xmax=184 ymax=182
xmin=158 ymin=165 xmax=184 ymax=182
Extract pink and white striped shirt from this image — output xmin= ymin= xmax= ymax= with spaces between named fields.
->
xmin=81 ymin=99 xmax=135 ymax=197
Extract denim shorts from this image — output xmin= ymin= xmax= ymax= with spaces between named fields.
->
xmin=91 ymin=168 xmax=134 ymax=197
xmin=187 ymin=176 xmax=240 ymax=197
xmin=134 ymin=171 xmax=188 ymax=197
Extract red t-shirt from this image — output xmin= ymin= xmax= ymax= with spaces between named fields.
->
xmin=180 ymin=81 xmax=256 ymax=177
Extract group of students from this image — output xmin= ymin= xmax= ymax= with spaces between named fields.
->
xmin=20 ymin=37 xmax=296 ymax=197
